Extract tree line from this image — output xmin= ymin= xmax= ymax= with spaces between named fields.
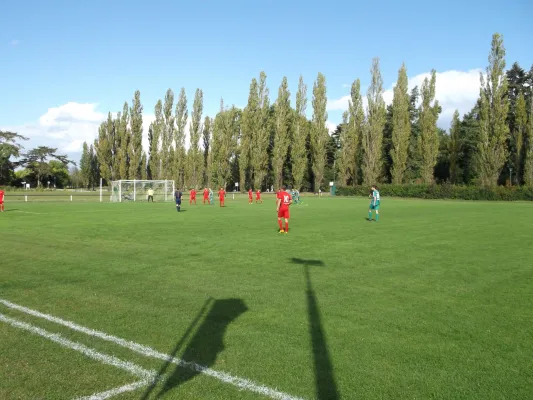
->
xmin=2 ymin=33 xmax=532 ymax=191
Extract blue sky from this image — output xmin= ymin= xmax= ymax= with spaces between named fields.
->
xmin=1 ymin=0 xmax=532 ymax=161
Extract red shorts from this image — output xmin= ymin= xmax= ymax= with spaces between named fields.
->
xmin=256 ymin=196 xmax=260 ymax=200
xmin=278 ymin=208 xmax=290 ymax=219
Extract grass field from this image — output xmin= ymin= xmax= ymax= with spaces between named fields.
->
xmin=1 ymin=196 xmax=532 ymax=399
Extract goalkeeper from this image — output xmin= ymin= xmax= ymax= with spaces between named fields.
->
xmin=208 ymin=188 xmax=214 ymax=205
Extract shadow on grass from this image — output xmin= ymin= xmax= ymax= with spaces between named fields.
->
xmin=291 ymin=258 xmax=339 ymax=400
xmin=151 ymin=298 xmax=248 ymax=398
xmin=139 ymin=297 xmax=214 ymax=400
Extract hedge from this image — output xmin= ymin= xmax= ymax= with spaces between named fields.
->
xmin=335 ymin=184 xmax=533 ymax=201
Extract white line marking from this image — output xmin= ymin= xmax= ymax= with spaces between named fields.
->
xmin=74 ymin=380 xmax=149 ymax=400
xmin=0 ymin=298 xmax=305 ymax=400
xmin=0 ymin=313 xmax=155 ymax=380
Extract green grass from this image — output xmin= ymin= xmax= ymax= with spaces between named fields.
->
xmin=1 ymin=197 xmax=532 ymax=399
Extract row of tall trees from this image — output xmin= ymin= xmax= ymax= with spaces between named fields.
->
xmin=0 ymin=32 xmax=516 ymax=191
xmin=86 ymin=33 xmax=531 ymax=190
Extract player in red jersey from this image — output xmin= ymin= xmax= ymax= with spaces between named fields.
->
xmin=255 ymin=189 xmax=263 ymax=204
xmin=276 ymin=185 xmax=292 ymax=233
xmin=0 ymin=189 xmax=4 ymax=212
xmin=218 ymin=187 xmax=226 ymax=207
xmin=189 ymin=188 xmax=197 ymax=205
xmin=203 ymin=188 xmax=209 ymax=204
xmin=248 ymin=188 xmax=253 ymax=204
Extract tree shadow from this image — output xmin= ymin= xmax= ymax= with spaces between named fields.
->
xmin=153 ymin=298 xmax=248 ymax=398
xmin=139 ymin=297 xmax=214 ymax=400
xmin=4 ymin=209 xmax=19 ymax=212
xmin=291 ymin=258 xmax=339 ymax=400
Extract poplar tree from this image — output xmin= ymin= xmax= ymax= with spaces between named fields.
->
xmin=362 ymin=58 xmax=386 ymax=185
xmin=418 ymin=70 xmax=441 ymax=184
xmin=188 ymin=89 xmax=204 ymax=188
xmin=513 ymin=93 xmax=527 ymax=184
xmin=291 ymin=75 xmax=308 ymax=190
xmin=338 ymin=79 xmax=364 ymax=186
xmin=240 ymin=78 xmax=259 ymax=190
xmin=272 ymin=76 xmax=291 ymax=188
xmin=390 ymin=64 xmax=411 ymax=184
xmin=311 ymin=72 xmax=328 ymax=191
xmin=449 ymin=110 xmax=461 ymax=183
xmin=202 ymin=116 xmax=213 ymax=187
xmin=89 ymin=144 xmax=99 ymax=189
xmin=250 ymin=72 xmax=270 ymax=189
xmin=162 ymin=89 xmax=175 ymax=179
xmin=149 ymin=100 xmax=163 ymax=180
xmin=129 ymin=90 xmax=143 ymax=179
xmin=525 ymin=88 xmax=533 ymax=186
xmin=118 ymin=103 xmax=130 ymax=179
xmin=95 ymin=113 xmax=114 ymax=182
xmin=212 ymin=100 xmax=238 ymax=188
xmin=477 ymin=33 xmax=510 ymax=186
xmin=80 ymin=141 xmax=91 ymax=188
xmin=174 ymin=88 xmax=188 ymax=187
xmin=140 ymin=152 xmax=147 ymax=180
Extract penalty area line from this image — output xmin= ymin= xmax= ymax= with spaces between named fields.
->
xmin=0 ymin=298 xmax=305 ymax=400
xmin=74 ymin=380 xmax=150 ymax=400
xmin=0 ymin=313 xmax=155 ymax=400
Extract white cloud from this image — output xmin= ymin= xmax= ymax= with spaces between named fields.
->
xmin=0 ymin=103 xmax=203 ymax=163
xmin=0 ymin=103 xmax=157 ymax=162
xmin=327 ymin=69 xmax=482 ymax=130
xmin=326 ymin=121 xmax=337 ymax=134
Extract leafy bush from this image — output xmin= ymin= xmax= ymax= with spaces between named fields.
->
xmin=335 ymin=184 xmax=533 ymax=201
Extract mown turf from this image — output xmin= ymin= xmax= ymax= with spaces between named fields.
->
xmin=1 ymin=196 xmax=532 ymax=399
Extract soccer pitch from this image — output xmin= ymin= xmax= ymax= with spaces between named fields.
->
xmin=1 ymin=196 xmax=532 ymax=399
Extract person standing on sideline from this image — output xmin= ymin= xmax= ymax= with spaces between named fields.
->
xmin=276 ymin=185 xmax=292 ymax=233
xmin=218 ymin=187 xmax=226 ymax=207
xmin=368 ymin=185 xmax=380 ymax=222
xmin=147 ymin=187 xmax=154 ymax=202
xmin=0 ymin=188 xmax=5 ymax=212
xmin=175 ymin=188 xmax=183 ymax=212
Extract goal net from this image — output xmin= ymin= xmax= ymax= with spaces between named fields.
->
xmin=110 ymin=180 xmax=175 ymax=202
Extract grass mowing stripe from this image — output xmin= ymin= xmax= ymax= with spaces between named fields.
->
xmin=0 ymin=299 xmax=305 ymax=400
xmin=0 ymin=313 xmax=156 ymax=381
xmin=74 ymin=380 xmax=149 ymax=400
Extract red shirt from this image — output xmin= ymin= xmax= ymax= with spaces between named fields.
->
xmin=0 ymin=190 xmax=4 ymax=202
xmin=203 ymin=189 xmax=209 ymax=198
xmin=191 ymin=189 xmax=196 ymax=197
xmin=256 ymin=190 xmax=261 ymax=198
xmin=218 ymin=189 xmax=225 ymax=198
xmin=278 ymin=191 xmax=292 ymax=209
xmin=248 ymin=189 xmax=253 ymax=198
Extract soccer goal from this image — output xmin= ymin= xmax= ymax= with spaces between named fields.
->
xmin=110 ymin=180 xmax=175 ymax=202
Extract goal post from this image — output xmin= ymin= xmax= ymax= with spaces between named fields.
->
xmin=110 ymin=180 xmax=175 ymax=202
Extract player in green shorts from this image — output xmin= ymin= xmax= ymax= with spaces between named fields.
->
xmin=368 ymin=185 xmax=380 ymax=222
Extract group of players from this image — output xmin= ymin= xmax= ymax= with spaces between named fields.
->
xmin=171 ymin=185 xmax=296 ymax=233
xmin=171 ymin=184 xmax=381 ymax=231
